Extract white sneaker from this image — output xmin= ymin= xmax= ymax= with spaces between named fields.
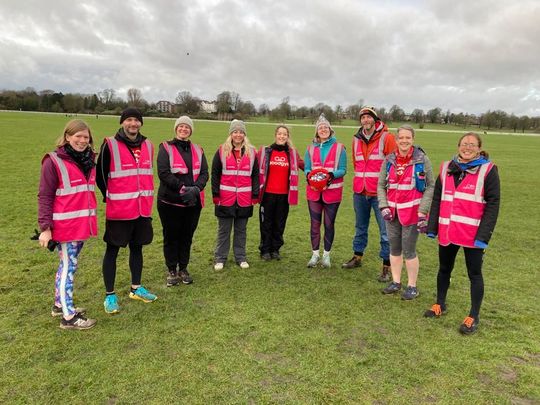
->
xmin=307 ymin=253 xmax=319 ymax=268
xmin=321 ymin=253 xmax=331 ymax=268
xmin=239 ymin=261 xmax=250 ymax=269
xmin=214 ymin=262 xmax=224 ymax=270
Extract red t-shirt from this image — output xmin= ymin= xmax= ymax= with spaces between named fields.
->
xmin=265 ymin=150 xmax=289 ymax=194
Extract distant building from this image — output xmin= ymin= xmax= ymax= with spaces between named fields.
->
xmin=200 ymin=100 xmax=217 ymax=113
xmin=156 ymin=100 xmax=173 ymax=113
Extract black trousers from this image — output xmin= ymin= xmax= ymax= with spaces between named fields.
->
xmin=437 ymin=243 xmax=485 ymax=319
xmin=259 ymin=193 xmax=290 ymax=255
xmin=157 ymin=200 xmax=202 ymax=272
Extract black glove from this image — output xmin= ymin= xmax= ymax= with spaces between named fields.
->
xmin=180 ymin=186 xmax=199 ymax=206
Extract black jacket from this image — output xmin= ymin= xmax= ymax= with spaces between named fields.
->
xmin=427 ymin=160 xmax=500 ymax=244
xmin=211 ymin=147 xmax=259 ymax=218
xmin=156 ymin=139 xmax=209 ymax=207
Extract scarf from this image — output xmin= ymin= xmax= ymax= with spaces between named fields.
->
xmin=64 ymin=145 xmax=95 ymax=177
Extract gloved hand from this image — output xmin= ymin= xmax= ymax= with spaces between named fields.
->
xmin=417 ymin=216 xmax=428 ymax=233
xmin=180 ymin=185 xmax=199 ymax=206
xmin=380 ymin=207 xmax=393 ymax=221
xmin=474 ymin=240 xmax=488 ymax=249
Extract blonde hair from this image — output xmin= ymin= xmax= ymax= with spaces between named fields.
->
xmin=221 ymin=133 xmax=255 ymax=158
xmin=274 ymin=125 xmax=295 ymax=149
xmin=55 ymin=119 xmax=94 ymax=150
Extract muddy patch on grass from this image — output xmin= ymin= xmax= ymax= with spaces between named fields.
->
xmin=498 ymin=365 xmax=518 ymax=383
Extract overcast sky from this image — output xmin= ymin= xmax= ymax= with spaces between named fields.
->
xmin=1 ymin=0 xmax=539 ymax=116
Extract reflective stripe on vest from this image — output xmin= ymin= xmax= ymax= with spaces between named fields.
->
xmin=258 ymin=145 xmax=300 ymax=205
xmin=386 ymin=160 xmax=424 ymax=226
xmin=219 ymin=146 xmax=255 ymax=207
xmin=353 ymin=132 xmax=387 ymax=193
xmin=306 ymin=142 xmax=344 ymax=203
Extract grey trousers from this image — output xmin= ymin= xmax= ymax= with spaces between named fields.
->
xmin=385 ymin=217 xmax=419 ymax=260
xmin=215 ymin=217 xmax=249 ymax=263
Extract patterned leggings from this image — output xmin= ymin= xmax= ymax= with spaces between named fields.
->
xmin=54 ymin=241 xmax=84 ymax=317
xmin=308 ymin=199 xmax=341 ymax=251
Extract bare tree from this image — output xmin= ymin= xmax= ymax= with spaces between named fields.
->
xmin=175 ymin=91 xmax=200 ymax=115
xmin=127 ymin=88 xmax=144 ymax=107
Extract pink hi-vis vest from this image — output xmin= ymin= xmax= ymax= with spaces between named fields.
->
xmin=386 ymin=160 xmax=424 ymax=226
xmin=162 ymin=141 xmax=205 ymax=208
xmin=258 ymin=146 xmax=299 ymax=205
xmin=48 ymin=152 xmax=98 ymax=242
xmin=438 ymin=161 xmax=494 ymax=248
xmin=219 ymin=146 xmax=256 ymax=207
xmin=353 ymin=133 xmax=387 ymax=194
xmin=306 ymin=142 xmax=344 ymax=203
xmin=105 ymin=137 xmax=154 ymax=220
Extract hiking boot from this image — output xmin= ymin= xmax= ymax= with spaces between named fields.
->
xmin=51 ymin=305 xmax=86 ymax=317
xmin=342 ymin=255 xmax=362 ymax=269
xmin=307 ymin=253 xmax=320 ymax=268
xmin=459 ymin=316 xmax=479 ymax=335
xmin=129 ymin=286 xmax=158 ymax=303
xmin=270 ymin=252 xmax=281 ymax=260
xmin=401 ymin=286 xmax=419 ymax=300
xmin=166 ymin=271 xmax=180 ymax=287
xmin=214 ymin=262 xmax=224 ymax=271
xmin=60 ymin=313 xmax=97 ymax=330
xmin=377 ymin=265 xmax=392 ymax=282
xmin=382 ymin=281 xmax=402 ymax=294
xmin=424 ymin=303 xmax=447 ymax=318
xmin=104 ymin=294 xmax=120 ymax=314
xmin=179 ymin=269 xmax=193 ymax=285
xmin=261 ymin=253 xmax=272 ymax=261
xmin=321 ymin=253 xmax=331 ymax=268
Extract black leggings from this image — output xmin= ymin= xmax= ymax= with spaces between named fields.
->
xmin=437 ymin=243 xmax=484 ymax=319
xmin=102 ymin=243 xmax=143 ymax=293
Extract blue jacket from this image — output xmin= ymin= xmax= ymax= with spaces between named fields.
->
xmin=304 ymin=136 xmax=347 ymax=178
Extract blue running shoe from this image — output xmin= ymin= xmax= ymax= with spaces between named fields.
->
xmin=129 ymin=286 xmax=157 ymax=303
xmin=104 ymin=294 xmax=120 ymax=314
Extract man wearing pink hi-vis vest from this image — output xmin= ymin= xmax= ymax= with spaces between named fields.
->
xmin=342 ymin=107 xmax=397 ymax=283
xmin=96 ymin=108 xmax=158 ymax=315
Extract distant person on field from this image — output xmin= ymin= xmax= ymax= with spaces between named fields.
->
xmin=211 ymin=120 xmax=259 ymax=270
xmin=424 ymin=132 xmax=500 ymax=335
xmin=304 ymin=114 xmax=347 ymax=268
xmin=257 ymin=125 xmax=304 ymax=261
xmin=377 ymin=125 xmax=435 ymax=300
xmin=342 ymin=107 xmax=397 ymax=283
xmin=157 ymin=116 xmax=208 ymax=287
xmin=96 ymin=107 xmax=157 ymax=314
xmin=38 ymin=119 xmax=98 ymax=330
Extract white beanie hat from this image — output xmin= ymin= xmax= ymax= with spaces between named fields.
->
xmin=174 ymin=116 xmax=194 ymax=133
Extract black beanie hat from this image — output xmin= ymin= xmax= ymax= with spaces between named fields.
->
xmin=120 ymin=107 xmax=143 ymax=125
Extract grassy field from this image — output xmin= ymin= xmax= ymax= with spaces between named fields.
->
xmin=0 ymin=111 xmax=539 ymax=404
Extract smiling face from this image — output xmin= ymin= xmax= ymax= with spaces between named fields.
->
xmin=231 ymin=130 xmax=245 ymax=147
xmin=317 ymin=125 xmax=331 ymax=141
xmin=122 ymin=117 xmax=142 ymax=138
xmin=175 ymin=124 xmax=192 ymax=140
xmin=275 ymin=127 xmax=289 ymax=145
xmin=66 ymin=129 xmax=91 ymax=152
xmin=458 ymin=135 xmax=481 ymax=162
xmin=397 ymin=128 xmax=414 ymax=156
xmin=360 ymin=114 xmax=376 ymax=134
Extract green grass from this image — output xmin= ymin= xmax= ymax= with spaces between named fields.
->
xmin=0 ymin=111 xmax=539 ymax=404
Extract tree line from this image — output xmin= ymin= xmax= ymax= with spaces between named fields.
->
xmin=1 ymin=87 xmax=539 ymax=133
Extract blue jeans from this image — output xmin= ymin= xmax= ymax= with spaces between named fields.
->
xmin=352 ymin=193 xmax=390 ymax=261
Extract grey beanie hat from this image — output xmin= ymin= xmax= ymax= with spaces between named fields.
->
xmin=315 ymin=113 xmax=333 ymax=134
xmin=174 ymin=115 xmax=194 ymax=133
xmin=229 ymin=119 xmax=246 ymax=134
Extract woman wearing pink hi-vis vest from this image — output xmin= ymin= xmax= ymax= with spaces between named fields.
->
xmin=377 ymin=125 xmax=435 ymax=300
xmin=96 ymin=108 xmax=158 ymax=315
xmin=258 ymin=125 xmax=304 ymax=261
xmin=424 ymin=132 xmax=500 ymax=335
xmin=305 ymin=114 xmax=347 ymax=268
xmin=38 ymin=120 xmax=97 ymax=330
xmin=157 ymin=116 xmax=208 ymax=287
xmin=211 ymin=120 xmax=259 ymax=270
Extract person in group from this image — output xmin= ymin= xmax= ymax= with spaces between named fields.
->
xmin=342 ymin=107 xmax=397 ymax=282
xmin=38 ymin=119 xmax=97 ymax=330
xmin=377 ymin=125 xmax=435 ymax=300
xmin=157 ymin=116 xmax=208 ymax=286
xmin=211 ymin=119 xmax=259 ymax=270
xmin=96 ymin=107 xmax=157 ymax=314
xmin=257 ymin=125 xmax=304 ymax=261
xmin=305 ymin=114 xmax=347 ymax=268
xmin=424 ymin=132 xmax=500 ymax=335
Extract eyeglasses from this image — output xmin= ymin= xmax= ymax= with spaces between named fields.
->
xmin=459 ymin=143 xmax=479 ymax=148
